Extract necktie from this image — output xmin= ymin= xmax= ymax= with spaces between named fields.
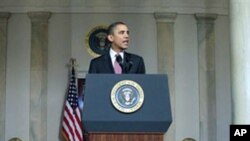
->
xmin=114 ymin=54 xmax=122 ymax=74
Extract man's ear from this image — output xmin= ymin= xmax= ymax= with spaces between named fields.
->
xmin=107 ymin=34 xmax=113 ymax=42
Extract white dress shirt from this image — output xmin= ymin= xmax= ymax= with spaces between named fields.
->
xmin=110 ymin=48 xmax=124 ymax=67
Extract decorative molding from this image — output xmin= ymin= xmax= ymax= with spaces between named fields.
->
xmin=0 ymin=12 xmax=10 ymax=141
xmin=155 ymin=12 xmax=176 ymax=141
xmin=28 ymin=11 xmax=51 ymax=141
xmin=196 ymin=12 xmax=217 ymax=141
xmin=0 ymin=7 xmax=229 ymax=15
xmin=195 ymin=13 xmax=218 ymax=23
xmin=27 ymin=12 xmax=51 ymax=23
xmin=0 ymin=12 xmax=10 ymax=23
xmin=0 ymin=0 xmax=229 ymax=15
xmin=154 ymin=12 xmax=177 ymax=23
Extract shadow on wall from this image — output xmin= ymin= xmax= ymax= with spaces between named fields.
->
xmin=183 ymin=137 xmax=196 ymax=141
xmin=9 ymin=137 xmax=22 ymax=141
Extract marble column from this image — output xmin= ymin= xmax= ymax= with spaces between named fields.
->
xmin=195 ymin=14 xmax=217 ymax=141
xmin=28 ymin=12 xmax=51 ymax=141
xmin=230 ymin=0 xmax=250 ymax=123
xmin=0 ymin=12 xmax=10 ymax=141
xmin=154 ymin=12 xmax=177 ymax=141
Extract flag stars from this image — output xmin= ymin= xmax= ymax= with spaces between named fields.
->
xmin=66 ymin=68 xmax=79 ymax=110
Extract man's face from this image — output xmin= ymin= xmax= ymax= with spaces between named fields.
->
xmin=108 ymin=24 xmax=129 ymax=52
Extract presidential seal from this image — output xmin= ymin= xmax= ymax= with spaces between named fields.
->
xmin=111 ymin=80 xmax=144 ymax=113
xmin=85 ymin=25 xmax=109 ymax=57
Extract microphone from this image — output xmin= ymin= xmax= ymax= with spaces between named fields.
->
xmin=124 ymin=59 xmax=133 ymax=74
xmin=127 ymin=61 xmax=133 ymax=72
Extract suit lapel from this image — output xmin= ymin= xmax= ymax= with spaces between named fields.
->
xmin=103 ymin=53 xmax=115 ymax=73
xmin=124 ymin=52 xmax=133 ymax=73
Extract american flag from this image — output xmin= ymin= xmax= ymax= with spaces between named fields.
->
xmin=62 ymin=67 xmax=84 ymax=141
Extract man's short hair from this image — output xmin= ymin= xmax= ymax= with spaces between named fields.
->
xmin=107 ymin=21 xmax=126 ymax=35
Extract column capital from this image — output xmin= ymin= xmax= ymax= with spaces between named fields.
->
xmin=195 ymin=13 xmax=217 ymax=23
xmin=154 ymin=12 xmax=177 ymax=23
xmin=0 ymin=12 xmax=11 ymax=23
xmin=28 ymin=11 xmax=51 ymax=23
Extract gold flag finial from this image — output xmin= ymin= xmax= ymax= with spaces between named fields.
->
xmin=68 ymin=58 xmax=78 ymax=68
xmin=70 ymin=58 xmax=76 ymax=66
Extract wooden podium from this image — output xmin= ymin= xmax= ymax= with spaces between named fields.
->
xmin=88 ymin=133 xmax=163 ymax=141
xmin=83 ymin=74 xmax=172 ymax=141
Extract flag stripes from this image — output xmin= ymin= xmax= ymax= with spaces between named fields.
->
xmin=62 ymin=67 xmax=84 ymax=141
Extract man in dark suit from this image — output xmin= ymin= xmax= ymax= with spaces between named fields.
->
xmin=88 ymin=21 xmax=145 ymax=74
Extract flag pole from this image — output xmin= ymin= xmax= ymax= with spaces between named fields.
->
xmin=69 ymin=58 xmax=78 ymax=68
xmin=62 ymin=57 xmax=84 ymax=141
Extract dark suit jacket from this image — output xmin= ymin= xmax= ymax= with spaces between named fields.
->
xmin=88 ymin=51 xmax=145 ymax=74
